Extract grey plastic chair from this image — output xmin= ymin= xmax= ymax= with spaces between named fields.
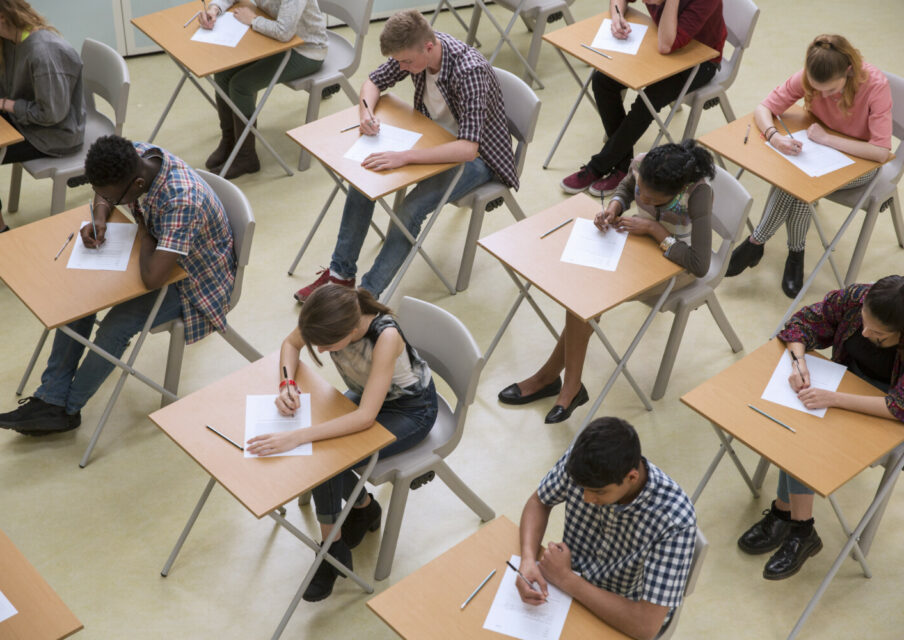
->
xmin=282 ymin=0 xmax=373 ymax=171
xmin=677 ymin=0 xmax=760 ymax=142
xmin=642 ymin=166 xmax=753 ymax=400
xmin=366 ymin=296 xmax=495 ymax=581
xmin=466 ymin=0 xmax=576 ymax=89
xmin=818 ymin=71 xmax=904 ymax=286
xmin=654 ymin=528 xmax=708 ymax=640
xmin=451 ymin=67 xmax=541 ymax=291
xmin=153 ymin=170 xmax=263 ymax=405
xmin=8 ymin=38 xmax=129 ymax=215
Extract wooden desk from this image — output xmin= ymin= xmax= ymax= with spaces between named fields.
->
xmin=542 ymin=10 xmax=718 ymax=168
xmin=285 ymin=93 xmax=465 ymax=301
xmin=149 ymin=352 xmax=394 ymax=640
xmin=0 ymin=529 xmax=82 ymax=640
xmin=479 ymin=193 xmax=683 ymax=424
xmin=698 ymin=107 xmax=889 ymax=331
xmin=368 ymin=516 xmax=630 ymax=640
xmin=0 ymin=206 xmax=187 ymax=467
xmin=0 ymin=116 xmax=24 ymax=163
xmin=132 ymin=1 xmax=300 ymax=176
xmin=682 ymin=339 xmax=904 ymax=639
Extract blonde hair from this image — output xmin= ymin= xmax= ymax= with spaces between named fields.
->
xmin=379 ymin=10 xmax=435 ymax=56
xmin=802 ymin=34 xmax=865 ymax=117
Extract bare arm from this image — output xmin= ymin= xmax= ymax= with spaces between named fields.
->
xmin=806 ymin=123 xmax=891 ymax=163
xmin=755 ymin=104 xmax=801 ymax=155
xmin=798 ymin=387 xmax=897 ymax=419
xmin=656 ymin=0 xmax=680 ymax=53
xmin=516 ymin=492 xmax=552 ymax=604
xmin=358 ymin=79 xmax=382 ymax=135
xmin=609 ymin=0 xmax=631 ymax=38
xmin=138 ymin=232 xmax=180 ymax=290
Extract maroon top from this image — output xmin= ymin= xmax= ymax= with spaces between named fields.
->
xmin=631 ymin=0 xmax=726 ymax=64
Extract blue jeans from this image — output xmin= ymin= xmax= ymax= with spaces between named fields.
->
xmin=777 ymin=469 xmax=813 ymax=501
xmin=312 ymin=380 xmax=438 ymax=524
xmin=330 ymin=158 xmax=493 ymax=297
xmin=34 ymin=287 xmax=183 ymax=414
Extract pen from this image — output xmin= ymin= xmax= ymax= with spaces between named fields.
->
xmin=183 ymin=10 xmax=201 ymax=28
xmin=775 ymin=114 xmax=794 ymax=138
xmin=743 ymin=123 xmax=751 ymax=145
xmin=748 ymin=404 xmax=796 ymax=434
xmin=54 ymin=232 xmax=74 ymax=260
xmin=540 ymin=217 xmax=574 ymax=239
xmin=460 ymin=569 xmax=495 ymax=610
xmin=789 ymin=350 xmax=801 ymax=373
xmin=340 ymin=123 xmax=359 ymax=133
xmin=580 ymin=43 xmax=612 ymax=60
xmin=362 ymin=98 xmax=377 ymax=127
xmin=89 ymin=202 xmax=97 ymax=246
xmin=614 ymin=4 xmax=623 ymax=19
xmin=206 ymin=424 xmax=244 ymax=451
xmin=505 ymin=560 xmax=535 ymax=590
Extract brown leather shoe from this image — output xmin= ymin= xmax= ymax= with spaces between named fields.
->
xmin=223 ymin=113 xmax=260 ymax=180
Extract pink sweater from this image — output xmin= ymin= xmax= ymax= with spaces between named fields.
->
xmin=761 ymin=62 xmax=893 ymax=149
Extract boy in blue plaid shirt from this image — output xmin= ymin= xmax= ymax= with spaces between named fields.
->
xmin=517 ymin=417 xmax=696 ymax=640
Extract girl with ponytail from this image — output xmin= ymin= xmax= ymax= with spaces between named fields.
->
xmin=498 ymin=140 xmax=716 ymax=424
xmin=738 ymin=276 xmax=904 ymax=581
xmin=726 ymin=34 xmax=893 ymax=298
xmin=247 ymin=283 xmax=437 ymax=602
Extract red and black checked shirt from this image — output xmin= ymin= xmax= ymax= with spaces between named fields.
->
xmin=368 ymin=32 xmax=518 ymax=189
xmin=131 ymin=143 xmax=236 ymax=344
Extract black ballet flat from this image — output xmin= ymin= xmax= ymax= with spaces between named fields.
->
xmin=544 ymin=385 xmax=589 ymax=424
xmin=498 ymin=377 xmax=562 ymax=405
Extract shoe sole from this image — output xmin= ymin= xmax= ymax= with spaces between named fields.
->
xmin=302 ymin=562 xmax=351 ymax=602
xmin=737 ymin=537 xmax=786 ymax=555
xmin=560 ymin=181 xmax=590 ymax=195
xmin=762 ymin=539 xmax=823 ymax=580
xmin=498 ymin=383 xmax=562 ymax=406
xmin=13 ymin=423 xmax=80 ymax=437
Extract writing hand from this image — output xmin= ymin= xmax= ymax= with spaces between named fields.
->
xmin=362 ymin=150 xmax=405 ymax=171
xmin=199 ymin=8 xmax=218 ymax=29
xmin=788 ymin=358 xmax=811 ymax=392
xmin=360 ymin=115 xmax=381 ymax=136
xmin=611 ymin=13 xmax=632 ymax=39
xmin=595 ymin=202 xmax=622 ymax=231
xmin=275 ymin=385 xmax=300 ymax=416
xmin=514 ymin=558 xmax=549 ymax=605
xmin=774 ymin=134 xmax=802 ymax=156
xmin=81 ymin=219 xmax=106 ymax=248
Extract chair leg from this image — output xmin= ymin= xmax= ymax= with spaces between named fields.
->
xmin=456 ymin=201 xmax=488 ymax=292
xmin=523 ymin=12 xmax=548 ymax=86
xmin=465 ymin=2 xmax=482 ymax=46
xmin=374 ymin=477 xmax=412 ymax=581
xmin=219 ymin=323 xmax=263 ymax=362
xmin=706 ymin=293 xmax=743 ymax=353
xmin=49 ymin=176 xmax=68 ymax=215
xmin=338 ymin=77 xmax=358 ymax=105
xmin=8 ymin=163 xmax=22 ymax=213
xmin=718 ymin=92 xmax=736 ymax=124
xmin=680 ymin=97 xmax=704 ymax=142
xmin=844 ymin=202 xmax=881 ymax=286
xmin=888 ymin=193 xmax=904 ymax=248
xmin=434 ymin=461 xmax=495 ymax=522
xmin=503 ymin=190 xmax=526 ymax=221
xmin=651 ymin=304 xmax=691 ymax=401
xmin=161 ymin=323 xmax=186 ymax=408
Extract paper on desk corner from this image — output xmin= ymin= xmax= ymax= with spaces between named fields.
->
xmin=66 ymin=221 xmax=137 ymax=272
xmin=591 ymin=19 xmax=649 ymax=55
xmin=766 ymin=130 xmax=855 ymax=178
xmin=190 ymin=11 xmax=249 ymax=48
xmin=342 ymin=123 xmax=422 ymax=163
xmin=0 ymin=589 xmax=17 ymax=624
xmin=761 ymin=350 xmax=847 ymax=418
xmin=560 ymin=217 xmax=627 ymax=271
xmin=244 ymin=394 xmax=313 ymax=458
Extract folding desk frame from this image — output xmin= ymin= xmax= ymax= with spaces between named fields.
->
xmin=148 ymin=50 xmax=294 ymax=178
xmin=466 ymin=0 xmax=545 ymax=89
xmin=161 ymin=452 xmax=380 ymax=640
xmin=484 ymin=267 xmax=676 ymax=427
xmin=287 ymin=162 xmax=465 ymax=303
xmin=692 ymin=429 xmax=904 ymax=640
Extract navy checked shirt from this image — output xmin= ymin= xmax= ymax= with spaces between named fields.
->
xmin=368 ymin=32 xmax=518 ymax=189
xmin=537 ymin=453 xmax=696 ymax=613
xmin=131 ymin=143 xmax=235 ymax=344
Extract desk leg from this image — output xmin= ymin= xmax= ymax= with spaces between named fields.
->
xmin=432 ymin=0 xmax=481 ymax=47
xmin=16 ymin=328 xmax=49 ymax=396
xmin=148 ymin=65 xmax=189 ymax=143
xmin=268 ymin=452 xmax=378 ymax=640
xmin=809 ymin=204 xmax=844 ymax=287
xmin=772 ymin=178 xmax=880 ymax=335
xmin=544 ymin=63 xmax=594 ymax=170
xmin=378 ymin=165 xmax=465 ymax=302
xmin=645 ymin=64 xmax=699 ymax=149
xmin=77 ymin=285 xmax=177 ymax=468
xmin=752 ymin=456 xmax=771 ymax=490
xmin=211 ymin=50 xmax=294 ymax=178
xmin=827 ymin=495 xmax=871 ymax=578
xmin=692 ymin=426 xmax=760 ymax=503
xmin=786 ymin=446 xmax=904 ymax=640
xmin=161 ymin=477 xmax=217 ymax=577
xmin=477 ymin=0 xmax=545 ymax=89
xmin=484 ymin=269 xmax=559 ymax=362
xmin=287 ymin=179 xmax=343 ymax=275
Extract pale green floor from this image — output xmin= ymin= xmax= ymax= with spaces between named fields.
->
xmin=1 ymin=1 xmax=903 ymax=638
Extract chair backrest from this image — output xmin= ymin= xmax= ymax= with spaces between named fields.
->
xmin=654 ymin=528 xmax=708 ymax=640
xmin=81 ymin=38 xmax=130 ymax=135
xmin=715 ymin=0 xmax=759 ymax=89
xmin=493 ymin=67 xmax=542 ymax=178
xmin=397 ymin=297 xmax=484 ymax=457
xmin=195 ymin=170 xmax=256 ymax=309
xmin=319 ymin=0 xmax=373 ymax=73
xmin=881 ymin=72 xmax=904 ymax=180
xmin=705 ymin=166 xmax=753 ymax=286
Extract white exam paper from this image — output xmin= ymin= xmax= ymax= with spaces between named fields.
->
xmin=560 ymin=218 xmax=628 ymax=271
xmin=190 ymin=12 xmax=249 ymax=48
xmin=766 ymin=130 xmax=855 ymax=178
xmin=66 ymin=222 xmax=137 ymax=272
xmin=0 ymin=589 xmax=17 ymax=623
xmin=591 ymin=19 xmax=649 ymax=56
xmin=343 ymin=124 xmax=422 ymax=163
xmin=761 ymin=350 xmax=847 ymax=418
xmin=483 ymin=555 xmax=572 ymax=640
xmin=244 ymin=394 xmax=312 ymax=458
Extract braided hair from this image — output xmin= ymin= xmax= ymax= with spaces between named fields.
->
xmin=637 ymin=139 xmax=715 ymax=196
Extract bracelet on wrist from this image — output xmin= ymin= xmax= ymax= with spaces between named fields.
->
xmin=766 ymin=130 xmax=778 ymax=143
xmin=278 ymin=379 xmax=297 ymax=390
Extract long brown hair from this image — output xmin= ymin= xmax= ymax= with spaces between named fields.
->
xmin=801 ymin=34 xmax=865 ymax=117
xmin=0 ymin=0 xmax=57 ymax=34
xmin=298 ymin=285 xmax=392 ymax=366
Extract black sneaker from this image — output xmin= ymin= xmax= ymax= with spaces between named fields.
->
xmin=0 ymin=397 xmax=77 ymax=435
xmin=341 ymin=494 xmax=382 ymax=549
xmin=303 ymin=538 xmax=352 ymax=602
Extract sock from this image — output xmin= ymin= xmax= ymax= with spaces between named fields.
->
xmin=790 ymin=518 xmax=814 ymax=537
xmin=329 ymin=269 xmax=350 ymax=281
xmin=770 ymin=501 xmax=791 ymax=520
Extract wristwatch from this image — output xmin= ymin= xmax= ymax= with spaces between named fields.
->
xmin=659 ymin=235 xmax=677 ymax=252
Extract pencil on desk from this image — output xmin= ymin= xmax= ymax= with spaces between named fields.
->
xmin=460 ymin=569 xmax=495 ymax=610
xmin=206 ymin=424 xmax=244 ymax=451
xmin=540 ymin=218 xmax=574 ymax=239
xmin=183 ymin=10 xmax=201 ymax=28
xmin=580 ymin=43 xmax=612 ymax=60
xmin=748 ymin=404 xmax=796 ymax=433
xmin=339 ymin=123 xmax=359 ymax=133
xmin=54 ymin=232 xmax=74 ymax=261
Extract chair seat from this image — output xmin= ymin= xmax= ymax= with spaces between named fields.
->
xmin=680 ymin=65 xmax=732 ymax=105
xmin=823 ymin=165 xmax=899 ymax=208
xmin=368 ymin=395 xmax=455 ymax=485
xmin=450 ymin=179 xmax=506 ymax=208
xmin=492 ymin=0 xmax=570 ymax=15
xmin=282 ymin=33 xmax=354 ymax=91
xmin=21 ymin=112 xmax=114 ymax=180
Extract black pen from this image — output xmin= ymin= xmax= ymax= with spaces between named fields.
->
xmin=505 ymin=560 xmax=534 ymax=590
xmin=362 ymin=98 xmax=377 ymax=128
xmin=743 ymin=123 xmax=751 ymax=145
xmin=206 ymin=424 xmax=244 ymax=450
xmin=89 ymin=202 xmax=98 ymax=247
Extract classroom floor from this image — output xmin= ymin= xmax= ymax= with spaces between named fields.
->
xmin=1 ymin=1 xmax=903 ymax=638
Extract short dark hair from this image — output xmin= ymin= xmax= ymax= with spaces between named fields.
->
xmin=865 ymin=275 xmax=904 ymax=332
xmin=85 ymin=135 xmax=139 ymax=188
xmin=565 ymin=417 xmax=642 ymax=487
xmin=638 ymin=139 xmax=715 ymax=195
xmin=379 ymin=9 xmax=435 ymax=56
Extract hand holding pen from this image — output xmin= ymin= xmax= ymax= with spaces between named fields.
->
xmin=595 ymin=200 xmax=623 ymax=231
xmin=610 ymin=4 xmax=631 ymax=39
xmin=80 ymin=203 xmax=107 ymax=249
xmin=788 ymin=349 xmax=811 ymax=392
xmin=511 ymin=558 xmax=548 ymax=605
xmin=276 ymin=365 xmax=300 ymax=416
xmin=359 ymin=98 xmax=380 ymax=136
